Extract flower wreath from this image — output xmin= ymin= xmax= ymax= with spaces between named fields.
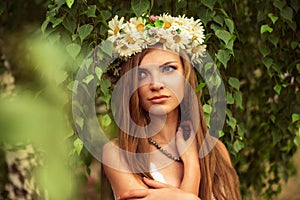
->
xmin=107 ymin=13 xmax=206 ymax=64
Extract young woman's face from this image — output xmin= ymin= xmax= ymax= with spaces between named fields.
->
xmin=138 ymin=49 xmax=185 ymax=115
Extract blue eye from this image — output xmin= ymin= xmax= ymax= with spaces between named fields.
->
xmin=162 ymin=65 xmax=176 ymax=73
xmin=138 ymin=70 xmax=147 ymax=79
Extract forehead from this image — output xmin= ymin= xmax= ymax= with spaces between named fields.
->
xmin=140 ymin=48 xmax=181 ymax=66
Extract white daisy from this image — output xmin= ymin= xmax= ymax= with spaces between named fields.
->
xmin=186 ymin=44 xmax=206 ymax=64
xmin=108 ymin=15 xmax=125 ymax=36
xmin=159 ymin=13 xmax=175 ymax=29
xmin=114 ymin=32 xmax=143 ymax=57
xmin=127 ymin=17 xmax=147 ymax=32
xmin=165 ymin=32 xmax=189 ymax=52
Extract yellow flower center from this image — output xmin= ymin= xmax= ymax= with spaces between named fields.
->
xmin=121 ymin=45 xmax=128 ymax=50
xmin=192 ymin=47 xmax=199 ymax=54
xmin=114 ymin=27 xmax=119 ymax=35
xmin=136 ymin=24 xmax=144 ymax=31
xmin=159 ymin=38 xmax=166 ymax=43
xmin=164 ymin=22 xmax=171 ymax=29
xmin=192 ymin=35 xmax=198 ymax=40
xmin=173 ymin=35 xmax=181 ymax=43
xmin=127 ymin=36 xmax=135 ymax=44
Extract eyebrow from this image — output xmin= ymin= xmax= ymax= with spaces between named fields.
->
xmin=159 ymin=61 xmax=178 ymax=67
xmin=139 ymin=61 xmax=178 ymax=69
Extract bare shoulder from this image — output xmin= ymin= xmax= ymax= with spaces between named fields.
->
xmin=102 ymin=138 xmax=132 ymax=172
xmin=102 ymin=139 xmax=146 ymax=197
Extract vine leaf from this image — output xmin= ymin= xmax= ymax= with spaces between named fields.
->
xmin=234 ymin=91 xmax=243 ymax=109
xmin=228 ymin=77 xmax=240 ymax=90
xmin=215 ymin=29 xmax=232 ymax=45
xmin=280 ymin=6 xmax=293 ymax=23
xmin=202 ymin=0 xmax=217 ymax=10
xmin=131 ymin=0 xmax=150 ymax=16
xmin=259 ymin=45 xmax=271 ymax=57
xmin=233 ymin=140 xmax=244 ymax=152
xmin=100 ymin=40 xmax=113 ymax=56
xmin=262 ymin=57 xmax=273 ymax=69
xmin=66 ymin=0 xmax=74 ymax=8
xmin=78 ymin=24 xmax=93 ymax=43
xmin=83 ymin=74 xmax=95 ymax=84
xmin=268 ymin=13 xmax=278 ymax=24
xmin=100 ymin=114 xmax=112 ymax=127
xmin=274 ymin=84 xmax=282 ymax=94
xmin=292 ymin=114 xmax=300 ymax=123
xmin=66 ymin=43 xmax=81 ymax=59
xmin=273 ymin=0 xmax=286 ymax=10
xmin=87 ymin=5 xmax=96 ymax=17
xmin=216 ymin=49 xmax=231 ymax=68
xmin=260 ymin=24 xmax=273 ymax=34
xmin=73 ymin=138 xmax=83 ymax=155
xmin=226 ymin=92 xmax=234 ymax=104
xmin=225 ymin=18 xmax=234 ymax=33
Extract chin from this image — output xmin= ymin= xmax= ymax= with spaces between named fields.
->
xmin=147 ymin=104 xmax=177 ymax=116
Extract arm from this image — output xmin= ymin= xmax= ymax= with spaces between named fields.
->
xmin=119 ymin=177 xmax=200 ymax=200
xmin=103 ymin=141 xmax=201 ymax=200
xmin=176 ymin=122 xmax=201 ymax=195
xmin=102 ymin=141 xmax=147 ymax=197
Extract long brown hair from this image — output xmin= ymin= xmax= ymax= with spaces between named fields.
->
xmin=101 ymin=46 xmax=241 ymax=200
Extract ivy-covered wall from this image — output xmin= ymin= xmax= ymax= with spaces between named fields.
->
xmin=0 ymin=0 xmax=299 ymax=199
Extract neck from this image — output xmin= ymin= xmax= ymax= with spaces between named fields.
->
xmin=150 ymin=108 xmax=179 ymax=144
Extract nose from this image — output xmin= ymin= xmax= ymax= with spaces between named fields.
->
xmin=149 ymin=75 xmax=164 ymax=91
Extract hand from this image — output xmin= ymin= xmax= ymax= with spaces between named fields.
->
xmin=118 ymin=177 xmax=200 ymax=200
xmin=176 ymin=121 xmax=199 ymax=164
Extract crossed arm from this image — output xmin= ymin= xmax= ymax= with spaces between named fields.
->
xmin=102 ymin=123 xmax=231 ymax=200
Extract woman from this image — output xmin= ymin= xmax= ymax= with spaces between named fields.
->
xmin=102 ymin=14 xmax=241 ymax=200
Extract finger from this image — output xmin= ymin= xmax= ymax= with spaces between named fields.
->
xmin=142 ymin=177 xmax=171 ymax=189
xmin=118 ymin=189 xmax=149 ymax=200
xmin=179 ymin=121 xmax=196 ymax=140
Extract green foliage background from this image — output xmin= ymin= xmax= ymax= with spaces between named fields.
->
xmin=0 ymin=0 xmax=299 ymax=199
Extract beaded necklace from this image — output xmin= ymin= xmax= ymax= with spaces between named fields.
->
xmin=148 ymin=137 xmax=182 ymax=163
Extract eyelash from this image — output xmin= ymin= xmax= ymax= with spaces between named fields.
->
xmin=162 ymin=65 xmax=177 ymax=73
xmin=138 ymin=65 xmax=177 ymax=79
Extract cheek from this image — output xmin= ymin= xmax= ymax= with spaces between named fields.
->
xmin=138 ymin=85 xmax=148 ymax=104
xmin=165 ymin=76 xmax=185 ymax=102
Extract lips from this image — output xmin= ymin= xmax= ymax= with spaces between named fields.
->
xmin=148 ymin=95 xmax=170 ymax=103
